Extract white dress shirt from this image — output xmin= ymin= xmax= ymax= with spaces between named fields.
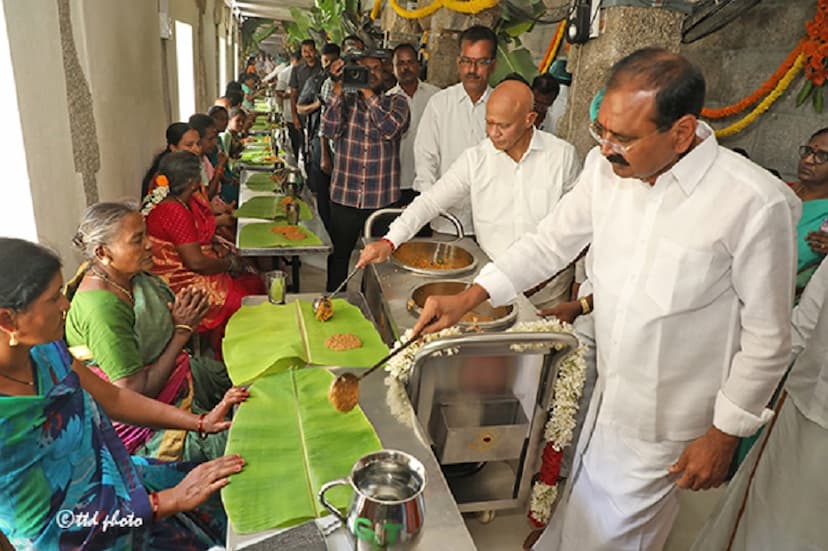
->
xmin=476 ymin=122 xmax=801 ymax=442
xmin=541 ymin=85 xmax=568 ymax=136
xmin=275 ymin=65 xmax=294 ymax=118
xmin=387 ymin=81 xmax=441 ymax=191
xmin=787 ymin=257 xmax=828 ymax=429
xmin=386 ymin=128 xmax=579 ymax=260
xmin=413 ymin=83 xmax=491 ymax=234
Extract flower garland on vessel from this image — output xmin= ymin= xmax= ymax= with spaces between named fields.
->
xmin=383 ymin=319 xmax=587 ymax=528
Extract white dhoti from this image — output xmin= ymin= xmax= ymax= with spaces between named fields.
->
xmin=691 ymin=395 xmax=828 ymax=551
xmin=535 ymin=383 xmax=690 ymax=551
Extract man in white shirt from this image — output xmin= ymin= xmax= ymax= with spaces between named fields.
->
xmin=413 ymin=25 xmax=497 ymax=235
xmin=412 ymin=48 xmax=801 ymax=550
xmin=275 ymin=51 xmax=301 ymax=157
xmin=359 ymin=79 xmax=580 ymax=308
xmin=386 ymin=43 xmax=440 ymax=205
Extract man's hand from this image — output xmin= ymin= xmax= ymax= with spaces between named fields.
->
xmin=411 ymin=284 xmax=490 ymax=336
xmin=668 ymin=425 xmax=738 ymax=490
xmin=538 ymin=300 xmax=583 ymax=324
xmin=805 ymin=230 xmax=828 ymax=256
xmin=357 ymin=240 xmax=393 ymax=268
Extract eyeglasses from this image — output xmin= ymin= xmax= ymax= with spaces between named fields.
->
xmin=799 ymin=145 xmax=828 ymax=164
xmin=457 ymin=56 xmax=495 ymax=68
xmin=588 ymin=120 xmax=666 ymax=155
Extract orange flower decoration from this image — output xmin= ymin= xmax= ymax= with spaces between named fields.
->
xmin=156 ymin=175 xmax=169 ymax=188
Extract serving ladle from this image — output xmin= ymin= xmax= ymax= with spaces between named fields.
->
xmin=328 ymin=334 xmax=421 ymax=413
xmin=312 ymin=265 xmax=361 ymax=322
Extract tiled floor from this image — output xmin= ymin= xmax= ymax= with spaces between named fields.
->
xmin=302 ymin=259 xmax=726 ymax=550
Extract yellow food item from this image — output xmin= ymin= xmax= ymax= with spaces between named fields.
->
xmin=315 ymin=298 xmax=334 ymax=321
xmin=324 ymin=333 xmax=362 ymax=351
xmin=393 ymin=248 xmax=466 ymax=270
xmin=279 ymin=196 xmax=295 ymax=207
xmin=328 ymin=373 xmax=360 ymax=412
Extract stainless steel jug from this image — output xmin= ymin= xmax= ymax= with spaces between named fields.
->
xmin=318 ymin=449 xmax=426 ymax=547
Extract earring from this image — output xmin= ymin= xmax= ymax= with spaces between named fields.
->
xmin=102 ymin=258 xmax=110 ymax=266
xmin=8 ymin=332 xmax=17 ymax=347
xmin=61 ymin=310 xmax=67 ymax=321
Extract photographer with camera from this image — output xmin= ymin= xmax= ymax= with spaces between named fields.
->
xmin=321 ymin=50 xmax=410 ymax=292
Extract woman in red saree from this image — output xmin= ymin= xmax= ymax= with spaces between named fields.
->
xmin=145 ymin=151 xmax=263 ymax=352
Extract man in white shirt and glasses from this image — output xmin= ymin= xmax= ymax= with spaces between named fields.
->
xmin=412 ymin=48 xmax=801 ymax=550
xmin=359 ymin=78 xmax=580 ymax=309
xmin=413 ymin=25 xmax=497 ymax=236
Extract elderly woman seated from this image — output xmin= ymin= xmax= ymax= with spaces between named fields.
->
xmin=66 ymin=201 xmax=235 ymax=461
xmin=143 ymin=152 xmax=264 ymax=351
xmin=0 ymin=237 xmax=247 ymax=549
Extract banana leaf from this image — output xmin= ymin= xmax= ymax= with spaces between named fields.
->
xmin=222 ymin=368 xmax=382 ymax=534
xmin=238 ymin=223 xmax=323 ymax=249
xmin=222 ymin=300 xmax=389 ymax=385
xmin=245 ymin=173 xmax=279 ymax=192
xmin=234 ymin=195 xmax=279 ymax=219
xmin=489 ymin=44 xmax=539 ymax=87
xmin=240 ymin=150 xmax=278 ymax=164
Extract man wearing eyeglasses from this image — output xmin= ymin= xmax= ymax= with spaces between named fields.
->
xmin=412 ymin=48 xmax=801 ymax=550
xmin=413 ymin=25 xmax=498 ymax=236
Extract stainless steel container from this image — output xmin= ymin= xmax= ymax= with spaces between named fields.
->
xmin=407 ymin=280 xmax=516 ymax=331
xmin=390 ymin=240 xmax=477 ymax=277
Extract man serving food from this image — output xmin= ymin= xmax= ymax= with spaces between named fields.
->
xmin=358 ymin=79 xmax=580 ymax=308
xmin=411 ymin=48 xmax=800 ymax=550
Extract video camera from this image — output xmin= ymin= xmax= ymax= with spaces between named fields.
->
xmin=331 ymin=48 xmax=390 ymax=91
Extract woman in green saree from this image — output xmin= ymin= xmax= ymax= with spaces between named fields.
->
xmin=0 ymin=237 xmax=247 ymax=549
xmin=792 ymin=127 xmax=828 ymax=298
xmin=66 ymin=201 xmax=233 ymax=462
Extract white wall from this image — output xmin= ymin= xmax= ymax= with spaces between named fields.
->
xmin=2 ymin=0 xmax=237 ymax=275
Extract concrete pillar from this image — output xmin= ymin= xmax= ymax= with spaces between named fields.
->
xmin=560 ymin=6 xmax=684 ymax=158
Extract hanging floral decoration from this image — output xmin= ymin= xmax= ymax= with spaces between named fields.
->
xmin=701 ymin=44 xmax=802 ymax=119
xmin=505 ymin=319 xmax=587 ymax=528
xmin=383 ymin=319 xmax=586 ymax=527
xmin=714 ymin=53 xmax=804 ymax=138
xmin=538 ymin=20 xmax=567 ymax=74
xmin=797 ymin=0 xmax=828 ymax=112
xmin=384 ymin=0 xmax=499 ymax=20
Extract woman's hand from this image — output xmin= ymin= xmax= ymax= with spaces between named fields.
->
xmin=806 ymin=230 xmax=828 ymax=256
xmin=201 ymin=386 xmax=250 ymax=434
xmin=215 ymin=213 xmax=235 ymax=227
xmin=165 ymin=454 xmax=245 ymax=513
xmin=169 ymin=286 xmax=211 ymax=328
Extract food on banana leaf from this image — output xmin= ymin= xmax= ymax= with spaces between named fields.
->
xmin=328 ymin=373 xmax=360 ymax=412
xmin=325 ymin=333 xmax=362 ymax=351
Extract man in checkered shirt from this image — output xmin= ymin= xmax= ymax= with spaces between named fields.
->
xmin=321 ymin=50 xmax=410 ymax=291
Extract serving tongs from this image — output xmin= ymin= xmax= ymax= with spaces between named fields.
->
xmin=328 ymin=334 xmax=421 ymax=412
xmin=312 ymin=265 xmax=361 ymax=321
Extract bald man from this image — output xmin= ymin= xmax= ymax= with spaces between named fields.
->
xmin=358 ymin=79 xmax=580 ymax=307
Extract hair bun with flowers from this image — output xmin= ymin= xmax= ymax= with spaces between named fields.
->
xmin=155 ymin=174 xmax=169 ymax=188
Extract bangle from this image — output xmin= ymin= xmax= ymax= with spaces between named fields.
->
xmin=149 ymin=492 xmax=160 ymax=521
xmin=579 ymin=297 xmax=591 ymax=315
xmin=174 ymin=324 xmax=193 ymax=333
xmin=379 ymin=237 xmax=396 ymax=253
xmin=197 ymin=413 xmax=208 ymax=440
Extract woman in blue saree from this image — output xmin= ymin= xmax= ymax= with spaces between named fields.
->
xmin=0 ymin=238 xmax=248 ymax=549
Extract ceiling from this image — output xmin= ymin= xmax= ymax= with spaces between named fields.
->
xmin=228 ymin=0 xmax=315 ymax=22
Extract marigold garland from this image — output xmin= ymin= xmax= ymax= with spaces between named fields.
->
xmin=802 ymin=0 xmax=828 ymax=87
xmin=538 ymin=20 xmax=567 ymax=75
xmin=715 ymin=53 xmax=804 ymax=138
xmin=386 ymin=0 xmax=498 ymax=19
xmin=370 ymin=0 xmax=382 ymax=19
xmin=701 ymin=43 xmax=802 ymax=119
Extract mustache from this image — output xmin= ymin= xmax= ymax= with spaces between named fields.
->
xmin=463 ymin=73 xmax=480 ymax=80
xmin=606 ymin=154 xmax=629 ymax=166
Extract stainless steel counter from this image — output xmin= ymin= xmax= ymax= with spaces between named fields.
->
xmin=362 ymin=234 xmax=541 ymax=344
xmin=226 ymin=293 xmax=476 ymax=551
xmin=235 ymin=169 xmax=333 ymax=258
